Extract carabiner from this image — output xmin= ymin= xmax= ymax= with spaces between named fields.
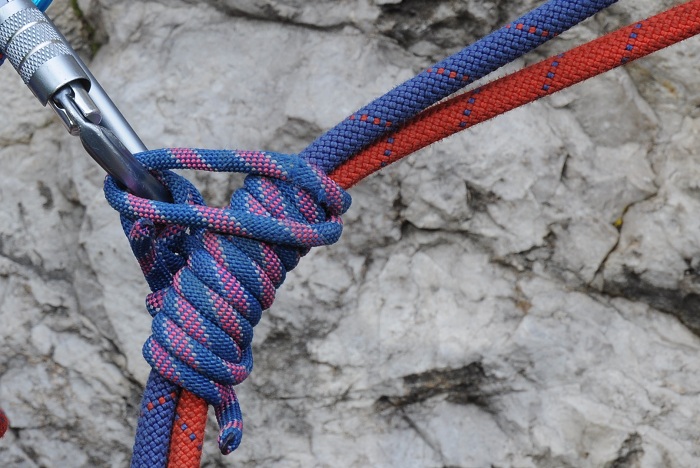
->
xmin=0 ymin=0 xmax=171 ymax=202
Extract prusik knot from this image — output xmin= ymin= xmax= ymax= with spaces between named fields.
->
xmin=105 ymin=149 xmax=350 ymax=453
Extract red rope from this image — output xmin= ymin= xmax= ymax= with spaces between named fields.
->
xmin=331 ymin=0 xmax=700 ymax=188
xmin=169 ymin=1 xmax=700 ymax=465
xmin=166 ymin=390 xmax=208 ymax=467
xmin=0 ymin=408 xmax=8 ymax=438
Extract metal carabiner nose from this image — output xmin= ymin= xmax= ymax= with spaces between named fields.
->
xmin=53 ymin=87 xmax=173 ymax=202
xmin=0 ymin=0 xmax=171 ymax=202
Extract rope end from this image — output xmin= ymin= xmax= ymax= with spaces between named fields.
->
xmin=218 ymin=425 xmax=243 ymax=455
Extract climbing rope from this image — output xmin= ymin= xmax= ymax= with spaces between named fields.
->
xmin=140 ymin=1 xmax=700 ymax=466
xmin=1 ymin=0 xmax=698 ymax=465
xmin=108 ymin=150 xmax=350 ymax=465
xmin=166 ymin=391 xmax=208 ymax=466
xmin=332 ymin=0 xmax=700 ymax=188
xmin=301 ymin=0 xmax=620 ymax=173
xmin=122 ymin=1 xmax=622 ymax=466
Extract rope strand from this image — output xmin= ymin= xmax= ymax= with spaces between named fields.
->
xmin=167 ymin=391 xmax=208 ymax=467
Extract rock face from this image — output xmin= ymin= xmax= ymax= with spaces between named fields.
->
xmin=0 ymin=0 xmax=699 ymax=466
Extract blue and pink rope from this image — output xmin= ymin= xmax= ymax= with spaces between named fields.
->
xmin=332 ymin=0 xmax=700 ymax=187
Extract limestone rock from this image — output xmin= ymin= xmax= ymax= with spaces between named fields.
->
xmin=1 ymin=1 xmax=700 ymax=466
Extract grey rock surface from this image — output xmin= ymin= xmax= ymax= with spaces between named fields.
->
xmin=1 ymin=0 xmax=700 ymax=466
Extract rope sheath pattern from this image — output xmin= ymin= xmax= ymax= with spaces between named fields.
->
xmin=167 ymin=391 xmax=208 ymax=467
xmin=332 ymin=0 xmax=700 ymax=188
xmin=123 ymin=1 xmax=618 ymax=464
xmin=4 ymin=0 xmax=694 ymax=465
xmin=131 ymin=372 xmax=180 ymax=467
xmin=300 ymin=0 xmax=619 ymax=173
xmin=106 ymin=149 xmax=349 ymax=462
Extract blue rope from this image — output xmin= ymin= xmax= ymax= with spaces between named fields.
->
xmin=301 ymin=0 xmax=619 ymax=173
xmin=131 ymin=372 xmax=180 ymax=468
xmin=118 ymin=0 xmax=619 ymax=465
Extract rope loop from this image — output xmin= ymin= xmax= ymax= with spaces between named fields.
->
xmin=105 ymin=149 xmax=350 ymax=453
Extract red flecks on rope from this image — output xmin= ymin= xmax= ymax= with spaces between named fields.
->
xmin=330 ymin=0 xmax=700 ymax=189
xmin=155 ymin=2 xmax=700 ymax=466
xmin=167 ymin=391 xmax=208 ymax=468
xmin=0 ymin=408 xmax=8 ymax=438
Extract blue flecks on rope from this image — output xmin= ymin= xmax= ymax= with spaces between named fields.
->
xmin=106 ymin=149 xmax=349 ymax=459
xmin=301 ymin=0 xmax=619 ymax=173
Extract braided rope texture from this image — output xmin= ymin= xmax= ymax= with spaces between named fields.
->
xmin=158 ymin=2 xmax=700 ymax=463
xmin=331 ymin=0 xmax=700 ymax=188
xmin=106 ymin=149 xmax=349 ymax=461
xmin=167 ymin=390 xmax=208 ymax=468
xmin=301 ymin=0 xmax=619 ymax=173
xmin=131 ymin=372 xmax=180 ymax=468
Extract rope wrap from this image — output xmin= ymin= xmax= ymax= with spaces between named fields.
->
xmin=106 ymin=149 xmax=350 ymax=455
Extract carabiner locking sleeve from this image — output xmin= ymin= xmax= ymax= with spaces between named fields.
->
xmin=0 ymin=0 xmax=171 ymax=202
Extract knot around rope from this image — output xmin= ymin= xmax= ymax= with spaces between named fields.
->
xmin=105 ymin=149 xmax=350 ymax=453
